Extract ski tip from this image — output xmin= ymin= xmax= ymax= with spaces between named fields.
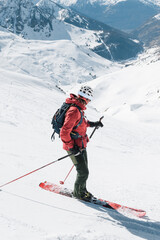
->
xmin=138 ymin=211 xmax=146 ymax=218
xmin=39 ymin=182 xmax=45 ymax=188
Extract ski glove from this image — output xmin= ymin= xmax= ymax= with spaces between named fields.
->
xmin=89 ymin=121 xmax=103 ymax=128
xmin=69 ymin=145 xmax=81 ymax=156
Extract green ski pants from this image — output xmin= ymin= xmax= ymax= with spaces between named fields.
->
xmin=67 ymin=149 xmax=89 ymax=199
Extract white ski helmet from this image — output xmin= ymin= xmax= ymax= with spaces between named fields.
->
xmin=78 ymin=85 xmax=93 ymax=101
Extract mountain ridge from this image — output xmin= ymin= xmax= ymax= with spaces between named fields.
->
xmin=54 ymin=0 xmax=160 ymax=32
xmin=0 ymin=0 xmax=143 ymax=61
xmin=132 ymin=13 xmax=160 ymax=47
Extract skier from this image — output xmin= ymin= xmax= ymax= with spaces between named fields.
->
xmin=60 ymin=86 xmax=103 ymax=201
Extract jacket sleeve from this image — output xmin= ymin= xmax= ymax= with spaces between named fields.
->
xmin=60 ymin=107 xmax=80 ymax=149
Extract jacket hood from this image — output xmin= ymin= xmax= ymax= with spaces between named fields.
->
xmin=65 ymin=94 xmax=86 ymax=110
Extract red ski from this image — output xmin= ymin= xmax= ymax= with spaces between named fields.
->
xmin=39 ymin=181 xmax=146 ymax=218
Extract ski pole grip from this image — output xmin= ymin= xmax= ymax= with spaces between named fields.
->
xmin=99 ymin=116 xmax=104 ymax=122
xmin=89 ymin=116 xmax=104 ymax=139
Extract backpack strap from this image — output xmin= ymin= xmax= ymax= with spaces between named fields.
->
xmin=70 ymin=105 xmax=83 ymax=140
xmin=73 ymin=105 xmax=83 ymax=130
xmin=51 ymin=130 xmax=56 ymax=141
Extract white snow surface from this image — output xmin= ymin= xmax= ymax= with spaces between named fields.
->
xmin=0 ymin=28 xmax=120 ymax=85
xmin=0 ymin=29 xmax=160 ymax=240
xmin=154 ymin=13 xmax=160 ymax=19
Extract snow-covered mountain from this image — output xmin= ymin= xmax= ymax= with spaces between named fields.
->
xmin=53 ymin=0 xmax=160 ymax=7
xmin=132 ymin=13 xmax=160 ymax=47
xmin=54 ymin=0 xmax=160 ymax=32
xmin=0 ymin=0 xmax=143 ymax=61
xmin=0 ymin=25 xmax=160 ymax=239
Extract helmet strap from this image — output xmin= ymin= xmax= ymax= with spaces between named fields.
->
xmin=78 ymin=96 xmax=88 ymax=105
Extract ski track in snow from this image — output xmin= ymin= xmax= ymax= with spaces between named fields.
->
xmin=0 ymin=28 xmax=160 ymax=240
xmin=1 ymin=189 xmax=160 ymax=240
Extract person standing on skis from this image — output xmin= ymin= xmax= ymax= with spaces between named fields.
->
xmin=60 ymin=86 xmax=103 ymax=201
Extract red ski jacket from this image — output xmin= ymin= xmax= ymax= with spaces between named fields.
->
xmin=60 ymin=94 xmax=90 ymax=150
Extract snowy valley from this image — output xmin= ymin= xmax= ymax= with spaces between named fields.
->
xmin=0 ymin=0 xmax=160 ymax=240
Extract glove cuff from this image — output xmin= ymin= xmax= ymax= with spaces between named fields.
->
xmin=88 ymin=121 xmax=96 ymax=127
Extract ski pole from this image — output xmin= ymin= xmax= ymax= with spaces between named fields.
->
xmin=59 ymin=116 xmax=104 ymax=185
xmin=59 ymin=164 xmax=74 ymax=185
xmin=89 ymin=116 xmax=104 ymax=139
xmin=0 ymin=153 xmax=73 ymax=189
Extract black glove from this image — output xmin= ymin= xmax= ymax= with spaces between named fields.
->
xmin=69 ymin=145 xmax=81 ymax=156
xmin=89 ymin=121 xmax=104 ymax=128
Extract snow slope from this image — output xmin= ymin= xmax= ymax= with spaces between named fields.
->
xmin=0 ymin=29 xmax=160 ymax=239
xmin=0 ymin=28 xmax=120 ymax=86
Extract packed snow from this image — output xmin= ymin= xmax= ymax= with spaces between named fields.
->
xmin=154 ymin=13 xmax=160 ymax=19
xmin=0 ymin=26 xmax=160 ymax=240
